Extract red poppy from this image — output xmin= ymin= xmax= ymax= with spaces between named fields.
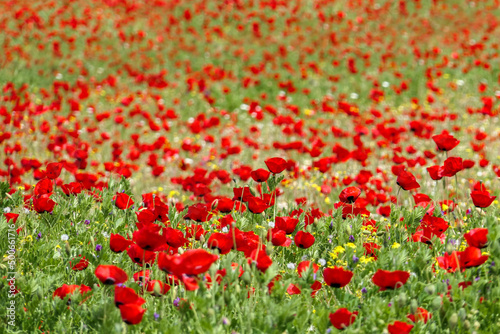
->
xmin=470 ymin=190 xmax=496 ymax=208
xmin=34 ymin=178 xmax=53 ymax=196
xmin=339 ymin=186 xmax=361 ymax=203
xmin=114 ymin=286 xmax=146 ymax=307
xmin=426 ymin=165 xmax=443 ymax=181
xmin=145 ymin=280 xmax=171 ymax=296
xmin=464 ymin=228 xmax=488 ymax=248
xmin=4 ymin=213 xmax=19 ymax=224
xmin=33 ymin=195 xmax=56 ymax=213
xmin=323 ymin=267 xmax=353 ymax=288
xmin=440 ymin=157 xmax=463 ymax=177
xmin=247 ymin=196 xmax=270 ymax=214
xmin=71 ymin=257 xmax=89 ymax=271
xmin=95 ymin=265 xmax=128 ymax=285
xmin=267 ymin=228 xmax=287 ymax=246
xmin=363 ymin=242 xmax=381 ymax=259
xmin=179 ymin=249 xmax=219 ymax=276
xmin=372 ymin=269 xmax=410 ymax=291
xmin=396 ymin=170 xmax=420 ymax=190
xmin=61 ymin=182 xmax=83 ymax=196
xmin=432 ymin=132 xmax=459 ymax=151
xmin=110 ymin=233 xmax=133 ymax=253
xmin=265 ymin=157 xmax=288 ymax=174
xmin=163 ymin=227 xmax=189 ymax=248
xmin=248 ymin=248 xmax=273 ymax=273
xmin=127 ymin=244 xmax=156 ymax=267
xmin=113 ymin=192 xmax=134 ymax=210
xmin=407 ymin=307 xmax=432 ymax=323
xmin=297 ymin=261 xmax=319 ymax=278
xmin=286 ymin=283 xmax=301 ymax=295
xmin=184 ymin=203 xmax=213 ymax=222
xmin=185 ymin=224 xmax=207 ymax=240
xmin=46 ymin=162 xmax=63 ymax=179
xmin=388 ymin=321 xmax=414 ymax=334
xmin=53 ymin=284 xmax=91 ymax=300
xmin=119 ymin=304 xmax=146 ymax=325
xmin=329 ymin=308 xmax=358 ymax=330
xmin=133 ymin=270 xmax=151 ymax=283
xmin=275 ymin=216 xmax=299 ymax=234
xmin=437 ymin=246 xmax=488 ymax=272
xmin=207 ymin=232 xmax=234 ymax=254
xmin=294 ymin=231 xmax=315 ymax=249
xmin=133 ymin=224 xmax=166 ymax=251
xmin=250 ymin=168 xmax=271 ymax=182
xmin=215 ymin=197 xmax=235 ymax=213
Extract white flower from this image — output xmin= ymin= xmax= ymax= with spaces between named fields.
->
xmin=318 ymin=258 xmax=326 ymax=266
xmin=61 ymin=234 xmax=69 ymax=241
xmin=268 ymin=221 xmax=275 ymax=228
xmin=102 ymin=232 xmax=109 ymax=238
xmin=3 ymin=207 xmax=11 ymax=213
xmin=457 ymin=80 xmax=465 ymax=86
xmin=301 ymin=255 xmax=308 ymax=261
xmin=382 ymin=81 xmax=389 ymax=88
xmin=287 ymin=263 xmax=296 ymax=270
xmin=222 ymin=226 xmax=229 ymax=233
xmin=350 ymin=93 xmax=359 ymax=99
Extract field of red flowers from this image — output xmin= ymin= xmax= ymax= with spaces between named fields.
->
xmin=1 ymin=0 xmax=500 ymax=333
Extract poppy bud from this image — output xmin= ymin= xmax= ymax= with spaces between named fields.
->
xmin=410 ymin=299 xmax=418 ymax=314
xmin=464 ymin=320 xmax=471 ymax=330
xmin=346 ymin=225 xmax=352 ymax=235
xmin=242 ymin=272 xmax=251 ymax=285
xmin=376 ymin=230 xmax=385 ymax=236
xmin=449 ymin=313 xmax=458 ymax=329
xmin=306 ymin=225 xmax=312 ymax=233
xmin=431 ymin=296 xmax=442 ymax=310
xmin=153 ymin=282 xmax=162 ymax=296
xmin=266 ymin=246 xmax=273 ymax=256
xmin=362 ymin=230 xmax=371 ymax=235
xmin=397 ymin=292 xmax=407 ymax=308
xmin=424 ymin=284 xmax=435 ymax=295
xmin=446 ymin=243 xmax=455 ymax=254
xmin=90 ymin=236 xmax=95 ymax=250
xmin=207 ymin=308 xmax=215 ymax=317
xmin=235 ymin=285 xmax=241 ymax=294
xmin=458 ymin=308 xmax=466 ymax=321
xmin=65 ymin=242 xmax=71 ymax=256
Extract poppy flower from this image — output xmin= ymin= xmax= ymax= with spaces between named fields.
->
xmin=250 ymin=168 xmax=271 ymax=182
xmin=248 ymin=248 xmax=273 ymax=273
xmin=71 ymin=257 xmax=89 ymax=271
xmin=46 ymin=162 xmax=63 ymax=179
xmin=440 ymin=157 xmax=463 ymax=177
xmin=339 ymin=186 xmax=361 ymax=203
xmin=146 ymin=280 xmax=171 ymax=296
xmin=247 ymin=196 xmax=270 ymax=214
xmin=110 ymin=233 xmax=133 ymax=253
xmin=178 ymin=249 xmax=219 ymax=276
xmin=61 ymin=182 xmax=83 ymax=196
xmin=388 ymin=321 xmax=414 ymax=334
xmin=426 ymin=165 xmax=443 ymax=181
xmin=53 ymin=284 xmax=91 ymax=300
xmin=119 ymin=304 xmax=146 ymax=325
xmin=396 ymin=170 xmax=420 ymax=190
xmin=4 ymin=213 xmax=19 ymax=224
xmin=127 ymin=244 xmax=156 ymax=266
xmin=184 ymin=203 xmax=213 ymax=222
xmin=275 ymin=216 xmax=299 ymax=234
xmin=407 ymin=307 xmax=432 ymax=323
xmin=133 ymin=270 xmax=151 ymax=283
xmin=464 ymin=228 xmax=488 ymax=248
xmin=95 ymin=265 xmax=128 ymax=285
xmin=114 ymin=286 xmax=146 ymax=307
xmin=363 ymin=242 xmax=381 ymax=259
xmin=329 ymin=308 xmax=358 ymax=330
xmin=294 ymin=231 xmax=315 ymax=249
xmin=207 ymin=232 xmax=234 ymax=254
xmin=470 ymin=190 xmax=496 ymax=208
xmin=323 ymin=267 xmax=353 ymax=288
xmin=286 ymin=283 xmax=301 ymax=295
xmin=372 ymin=269 xmax=410 ymax=291
xmin=185 ymin=224 xmax=207 ymax=240
xmin=432 ymin=132 xmax=459 ymax=151
xmin=215 ymin=197 xmax=235 ymax=213
xmin=297 ymin=261 xmax=319 ymax=278
xmin=265 ymin=157 xmax=288 ymax=174
xmin=133 ymin=224 xmax=166 ymax=251
xmin=113 ymin=192 xmax=134 ymax=210
xmin=34 ymin=178 xmax=53 ymax=196
xmin=33 ymin=195 xmax=56 ymax=213
xmin=267 ymin=228 xmax=287 ymax=246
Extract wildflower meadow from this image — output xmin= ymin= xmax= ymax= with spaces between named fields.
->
xmin=1 ymin=1 xmax=500 ymax=333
